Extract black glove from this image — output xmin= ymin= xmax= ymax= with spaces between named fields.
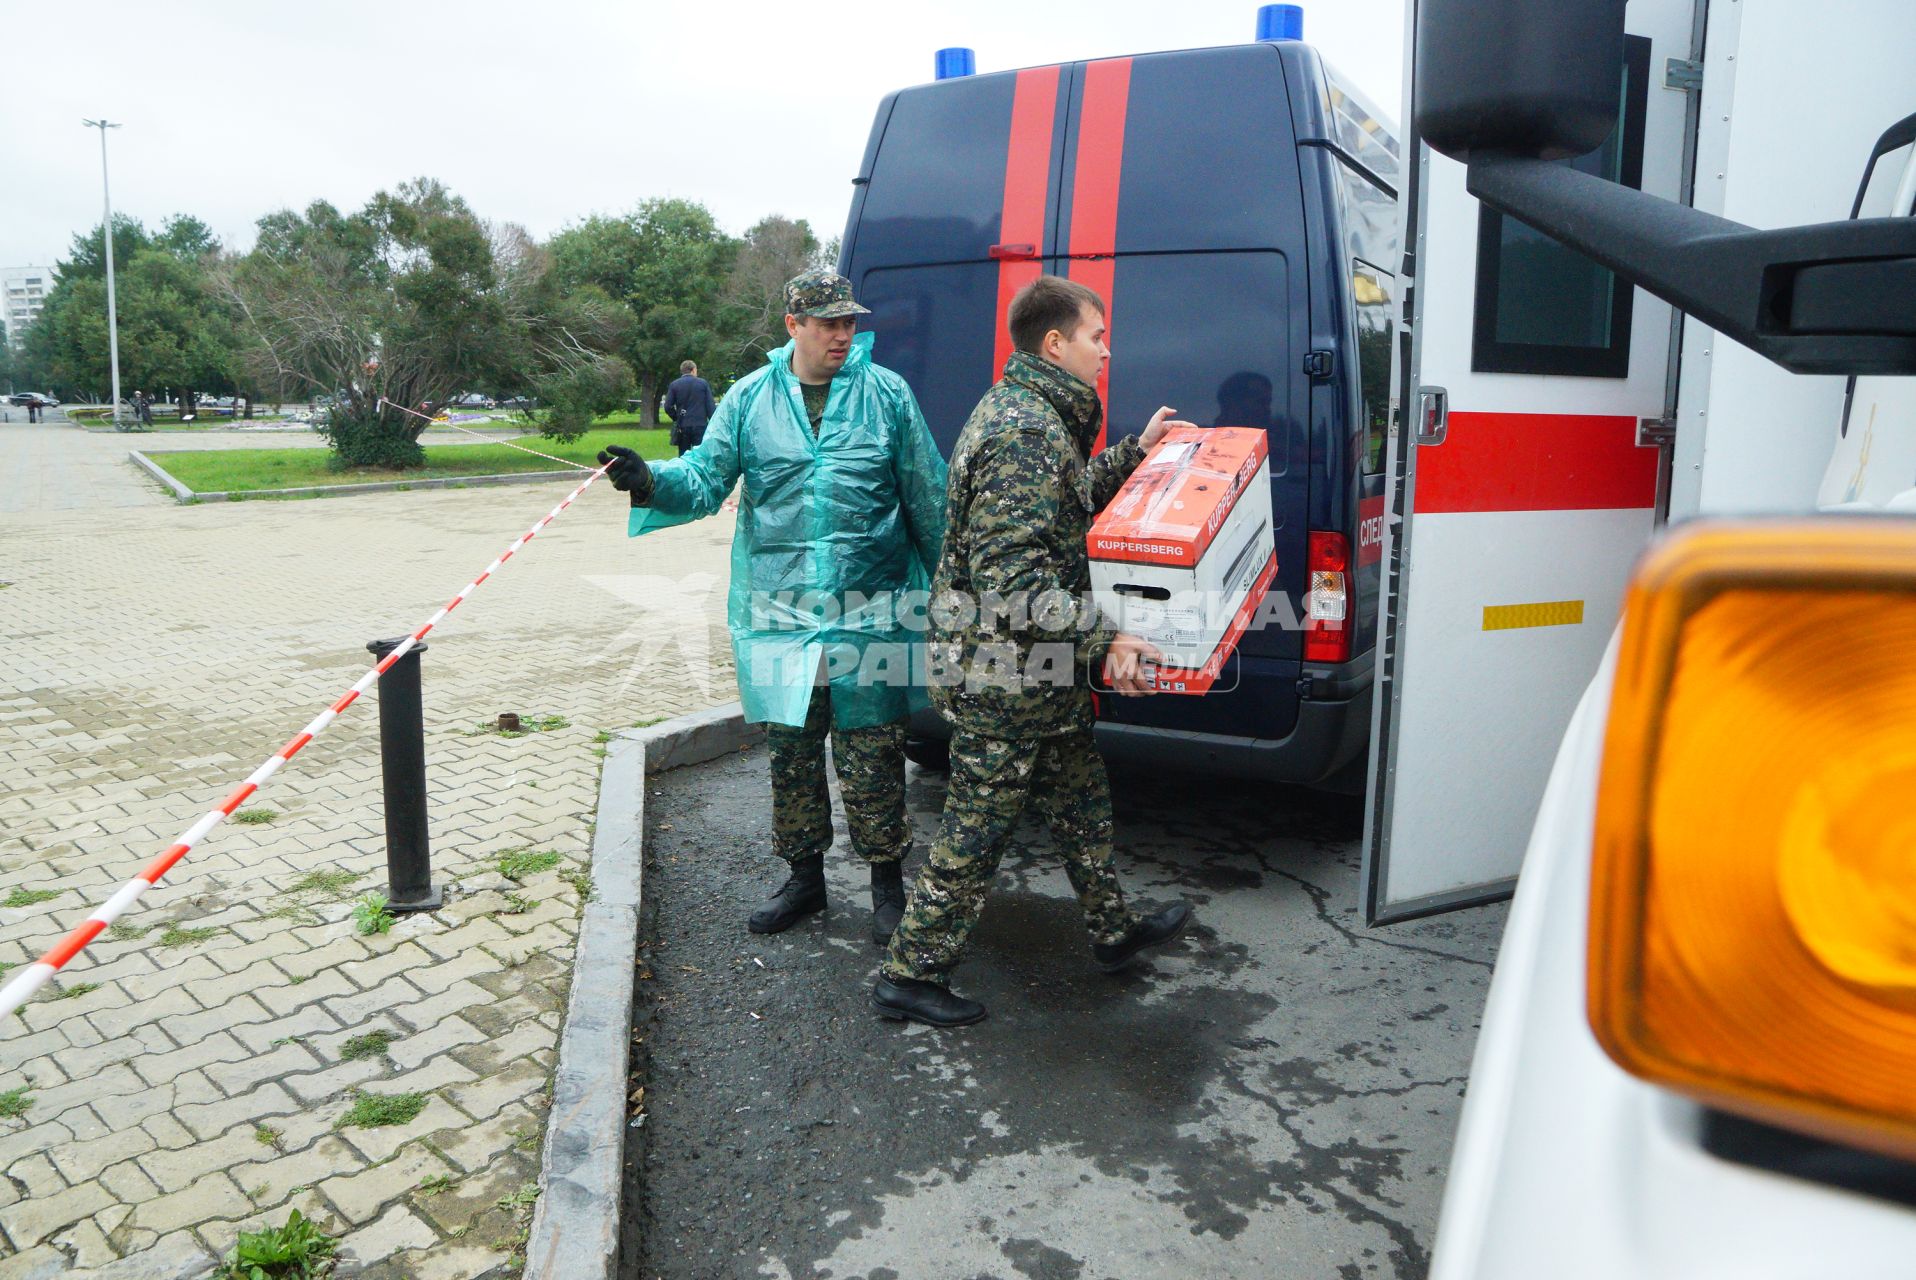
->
xmin=596 ymin=445 xmax=651 ymax=495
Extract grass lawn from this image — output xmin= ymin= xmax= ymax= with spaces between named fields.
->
xmin=78 ymin=406 xmax=666 ymax=431
xmin=589 ymin=410 xmax=667 ymax=428
xmin=431 ymin=410 xmax=671 ymax=429
xmin=148 ymin=428 xmax=674 ymax=496
xmin=69 ymin=408 xmax=299 ymax=429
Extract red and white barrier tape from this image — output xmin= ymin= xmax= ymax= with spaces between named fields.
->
xmin=375 ymin=397 xmax=594 ymax=473
xmin=0 ymin=456 xmax=612 ymax=1021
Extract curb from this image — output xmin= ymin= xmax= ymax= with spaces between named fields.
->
xmin=87 ymin=425 xmax=314 ymax=434
xmin=524 ymin=702 xmax=765 ymax=1280
xmin=127 ymin=449 xmax=581 ymax=503
xmin=128 ymin=450 xmax=196 ymax=501
xmin=89 ymin=424 xmax=527 ymax=435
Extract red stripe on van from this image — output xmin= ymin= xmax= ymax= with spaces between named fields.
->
xmin=1067 ymin=57 xmax=1133 ymax=455
xmin=1414 ymin=412 xmax=1659 ymax=514
xmin=993 ymin=66 xmax=1062 ymax=381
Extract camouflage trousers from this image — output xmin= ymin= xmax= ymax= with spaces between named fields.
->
xmin=882 ymin=727 xmax=1139 ymax=983
xmin=765 ymin=685 xmax=909 ymax=865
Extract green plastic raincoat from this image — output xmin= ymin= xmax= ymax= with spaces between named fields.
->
xmin=627 ymin=333 xmax=947 ymax=729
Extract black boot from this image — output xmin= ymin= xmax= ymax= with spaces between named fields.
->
xmin=869 ymin=860 xmax=906 ymax=945
xmin=1092 ymin=901 xmax=1194 ymax=973
xmin=870 ymin=976 xmax=987 ymax=1028
xmin=747 ymin=854 xmax=826 ymax=934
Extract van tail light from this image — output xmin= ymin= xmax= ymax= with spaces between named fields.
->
xmin=1590 ymin=519 xmax=1916 ymax=1161
xmin=1303 ymin=530 xmax=1350 ymax=662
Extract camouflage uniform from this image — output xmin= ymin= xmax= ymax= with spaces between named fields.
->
xmin=768 ymin=683 xmax=910 ymax=866
xmin=883 ymin=352 xmax=1147 ymax=984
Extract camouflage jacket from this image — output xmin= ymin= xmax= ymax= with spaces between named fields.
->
xmin=929 ymin=351 xmax=1146 ymax=740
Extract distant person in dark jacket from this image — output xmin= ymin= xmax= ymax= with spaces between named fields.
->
xmin=663 ymin=360 xmax=716 ymax=456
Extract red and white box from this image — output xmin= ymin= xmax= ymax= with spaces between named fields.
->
xmin=1087 ymin=426 xmax=1277 ymax=694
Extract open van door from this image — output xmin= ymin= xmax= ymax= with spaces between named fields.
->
xmin=1361 ymin=0 xmax=1696 ymax=923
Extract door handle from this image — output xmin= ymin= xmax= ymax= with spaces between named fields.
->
xmin=1415 ymin=386 xmax=1449 ymax=446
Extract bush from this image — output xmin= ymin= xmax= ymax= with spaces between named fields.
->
xmin=316 ymin=411 xmax=426 ymax=470
xmin=536 ymin=356 xmax=635 ymax=444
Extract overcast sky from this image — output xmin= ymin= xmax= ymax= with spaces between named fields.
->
xmin=2 ymin=0 xmax=1405 ymax=272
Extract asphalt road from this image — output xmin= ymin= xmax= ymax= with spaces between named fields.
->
xmin=622 ymin=747 xmax=1507 ymax=1280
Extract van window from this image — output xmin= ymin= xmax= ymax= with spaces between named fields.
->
xmin=857 ymin=262 xmax=1003 ymax=452
xmin=855 ymin=75 xmax=1024 ymax=271
xmin=1323 ymin=71 xmax=1400 ymax=193
xmin=1469 ymin=35 xmax=1651 ymax=378
xmin=1336 ymin=160 xmax=1398 ymax=282
xmin=1353 ymin=262 xmax=1393 ymax=474
xmin=1101 ymin=251 xmax=1292 ymax=465
xmin=1103 ymin=48 xmax=1303 ymax=255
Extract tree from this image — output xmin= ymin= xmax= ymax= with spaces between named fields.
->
xmin=221 ymin=179 xmax=628 ymax=468
xmin=18 ymin=213 xmax=242 ymax=406
xmin=153 ymin=214 xmax=219 ymax=260
xmin=546 ymin=199 xmax=737 ymax=424
xmin=535 ymin=355 xmax=637 ymax=443
xmin=720 ymin=215 xmax=833 ymax=371
xmin=56 ymin=214 xmax=154 ymax=282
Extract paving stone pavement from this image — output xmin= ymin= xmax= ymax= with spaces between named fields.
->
xmin=0 ymin=423 xmax=737 ymax=1277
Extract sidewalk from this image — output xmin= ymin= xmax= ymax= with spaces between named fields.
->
xmin=0 ymin=427 xmax=736 ymax=1277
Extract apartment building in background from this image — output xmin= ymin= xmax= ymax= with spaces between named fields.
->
xmin=4 ymin=265 xmax=55 ymax=348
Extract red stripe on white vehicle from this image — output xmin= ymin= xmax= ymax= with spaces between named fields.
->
xmin=1415 ymin=411 xmax=1658 ymax=514
xmin=1067 ymin=57 xmax=1133 ymax=455
xmin=992 ymin=66 xmax=1061 ymax=381
xmin=0 ymin=460 xmax=612 ymax=1020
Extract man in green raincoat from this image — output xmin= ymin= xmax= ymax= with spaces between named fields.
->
xmin=599 ymin=271 xmax=947 ymax=944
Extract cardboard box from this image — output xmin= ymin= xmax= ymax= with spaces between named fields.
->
xmin=1087 ymin=426 xmax=1277 ymax=694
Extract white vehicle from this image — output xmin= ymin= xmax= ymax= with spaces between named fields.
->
xmin=1357 ymin=0 xmax=1916 ymax=1272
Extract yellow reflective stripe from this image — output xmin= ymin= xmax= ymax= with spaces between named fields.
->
xmin=1483 ymin=600 xmax=1585 ymax=631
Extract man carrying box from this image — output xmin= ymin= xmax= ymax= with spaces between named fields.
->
xmin=872 ymin=275 xmax=1198 ymax=1028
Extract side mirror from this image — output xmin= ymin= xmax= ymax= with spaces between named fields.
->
xmin=1412 ymin=0 xmax=1916 ymax=376
xmin=1416 ymin=0 xmax=1625 ymax=161
xmin=1850 ymin=111 xmax=1916 ymax=219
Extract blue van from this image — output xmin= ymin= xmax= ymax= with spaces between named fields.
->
xmin=839 ymin=25 xmax=1399 ymax=788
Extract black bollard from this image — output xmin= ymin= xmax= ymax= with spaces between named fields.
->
xmin=366 ymin=637 xmax=442 ymax=912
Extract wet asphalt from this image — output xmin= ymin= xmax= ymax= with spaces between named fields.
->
xmin=620 ymin=746 xmax=1507 ymax=1280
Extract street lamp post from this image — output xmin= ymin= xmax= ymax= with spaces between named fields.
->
xmin=81 ymin=118 xmax=123 ymax=428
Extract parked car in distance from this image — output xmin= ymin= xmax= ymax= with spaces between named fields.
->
xmin=451 ymin=393 xmax=496 ymax=409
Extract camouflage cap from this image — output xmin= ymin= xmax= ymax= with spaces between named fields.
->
xmin=784 ymin=270 xmax=871 ymax=319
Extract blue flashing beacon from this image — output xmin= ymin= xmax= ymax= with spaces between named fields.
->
xmin=1256 ymin=4 xmax=1304 ymax=42
xmin=934 ymin=47 xmax=977 ymax=81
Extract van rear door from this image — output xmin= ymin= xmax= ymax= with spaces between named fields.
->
xmin=846 ymin=67 xmax=1074 ymax=452
xmin=847 ymin=45 xmax=1315 ymax=745
xmin=1056 ymin=45 xmax=1313 ymax=743
xmin=1361 ymin=7 xmax=1690 ymax=922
